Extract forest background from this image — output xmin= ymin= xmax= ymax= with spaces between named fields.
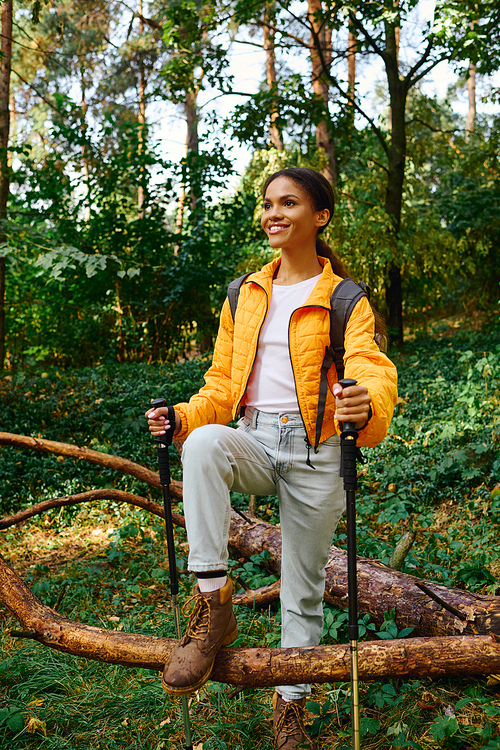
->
xmin=0 ymin=0 xmax=499 ymax=367
xmin=1 ymin=1 xmax=500 ymax=749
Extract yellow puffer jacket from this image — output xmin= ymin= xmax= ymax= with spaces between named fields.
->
xmin=175 ymin=256 xmax=398 ymax=448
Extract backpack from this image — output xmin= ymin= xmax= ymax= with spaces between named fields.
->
xmin=227 ymin=272 xmax=370 ymax=450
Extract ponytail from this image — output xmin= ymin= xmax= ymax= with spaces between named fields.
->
xmin=316 ymin=236 xmax=349 ymax=279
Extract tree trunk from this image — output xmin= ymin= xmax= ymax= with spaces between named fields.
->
xmin=186 ymin=89 xmax=199 ymax=212
xmin=2 ymin=552 xmax=500 ymax=684
xmin=80 ymin=71 xmax=91 ymax=222
xmin=465 ymin=60 xmax=476 ymax=143
xmin=0 ymin=0 xmax=13 ymax=370
xmin=307 ymin=0 xmax=337 ymax=186
xmin=263 ymin=3 xmax=284 ymax=150
xmin=383 ymin=12 xmax=405 ymax=346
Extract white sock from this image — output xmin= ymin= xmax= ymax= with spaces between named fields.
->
xmin=198 ymin=576 xmax=227 ymax=593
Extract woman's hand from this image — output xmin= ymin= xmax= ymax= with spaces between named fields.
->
xmin=334 ymin=383 xmax=372 ymax=431
xmin=145 ymin=406 xmax=181 ymax=437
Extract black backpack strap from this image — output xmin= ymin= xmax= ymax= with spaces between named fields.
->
xmin=314 ymin=278 xmax=368 ymax=451
xmin=227 ymin=273 xmax=251 ymax=322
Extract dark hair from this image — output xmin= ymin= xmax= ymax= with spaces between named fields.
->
xmin=262 ymin=167 xmax=349 ymax=278
xmin=263 ymin=167 xmax=387 ymax=347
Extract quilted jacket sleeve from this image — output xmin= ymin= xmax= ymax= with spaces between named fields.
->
xmin=340 ymin=296 xmax=398 ymax=448
xmin=174 ymin=299 xmax=236 ymax=441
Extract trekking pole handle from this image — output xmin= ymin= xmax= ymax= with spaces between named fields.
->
xmin=338 ymin=378 xmax=358 ymax=435
xmin=150 ymin=398 xmax=176 ymax=488
xmin=150 ymin=397 xmax=175 ymax=447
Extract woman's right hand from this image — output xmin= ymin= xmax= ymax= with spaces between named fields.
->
xmin=145 ymin=406 xmax=181 ymax=437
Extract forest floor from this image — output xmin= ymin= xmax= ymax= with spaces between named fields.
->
xmin=1 ymin=317 xmax=500 ymax=749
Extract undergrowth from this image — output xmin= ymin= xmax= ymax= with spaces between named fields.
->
xmin=1 ymin=322 xmax=500 ymax=748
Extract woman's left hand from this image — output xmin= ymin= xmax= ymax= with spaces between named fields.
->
xmin=334 ymin=383 xmax=372 ymax=430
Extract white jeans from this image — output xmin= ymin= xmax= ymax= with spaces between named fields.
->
xmin=181 ymin=406 xmax=344 ymax=700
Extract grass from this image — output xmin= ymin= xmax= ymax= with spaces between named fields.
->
xmin=1 ymin=317 xmax=500 ymax=748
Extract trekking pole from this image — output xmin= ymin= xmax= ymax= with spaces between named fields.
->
xmin=338 ymin=378 xmax=361 ymax=750
xmin=150 ymin=398 xmax=193 ymax=750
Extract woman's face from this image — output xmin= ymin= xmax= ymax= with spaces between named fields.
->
xmin=260 ymin=176 xmax=329 ymax=252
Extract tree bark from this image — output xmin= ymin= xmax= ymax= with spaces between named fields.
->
xmin=186 ymin=89 xmax=199 ymax=212
xmin=2 ymin=551 xmax=500 ymax=684
xmin=307 ymin=0 xmax=337 ymax=186
xmin=263 ymin=3 xmax=284 ymax=150
xmin=0 ymin=0 xmax=13 ymax=370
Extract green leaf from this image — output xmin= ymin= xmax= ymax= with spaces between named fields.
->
xmin=429 ymin=715 xmax=459 ymax=741
xmin=6 ymin=711 xmax=24 ymax=733
xmin=305 ymin=701 xmax=321 ymax=716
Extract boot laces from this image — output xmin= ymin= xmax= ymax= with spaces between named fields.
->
xmin=180 ymin=590 xmax=212 ymax=644
xmin=275 ymin=701 xmax=310 ymax=748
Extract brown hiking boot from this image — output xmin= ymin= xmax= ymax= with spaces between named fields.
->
xmin=161 ymin=578 xmax=238 ymax=695
xmin=273 ymin=692 xmax=317 ymax=750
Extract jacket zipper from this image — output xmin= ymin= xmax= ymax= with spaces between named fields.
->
xmin=234 ymin=280 xmax=269 ymax=417
xmin=287 ymin=303 xmax=330 ymax=464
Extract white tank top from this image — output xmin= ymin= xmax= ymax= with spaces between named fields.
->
xmin=244 ymin=274 xmax=321 ymax=412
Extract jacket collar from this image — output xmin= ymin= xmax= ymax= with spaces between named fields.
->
xmin=246 ymin=255 xmax=342 ymax=307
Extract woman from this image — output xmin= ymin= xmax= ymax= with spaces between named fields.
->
xmin=147 ymin=167 xmax=398 ymax=749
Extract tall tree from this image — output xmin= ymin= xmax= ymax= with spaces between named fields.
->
xmin=263 ymin=1 xmax=284 ymax=150
xmin=307 ymin=0 xmax=337 ymax=185
xmin=465 ymin=60 xmax=476 ymax=142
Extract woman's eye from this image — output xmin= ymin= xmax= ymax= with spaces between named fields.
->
xmin=285 ymin=200 xmax=294 ymax=206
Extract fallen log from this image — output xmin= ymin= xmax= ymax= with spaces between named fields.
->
xmin=227 ymin=511 xmax=500 ymax=638
xmin=232 ymin=580 xmax=281 ymax=608
xmin=2 ymin=432 xmax=500 ymax=638
xmin=2 ymin=552 xmax=500 ymax=684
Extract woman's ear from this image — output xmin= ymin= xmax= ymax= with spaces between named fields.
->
xmin=316 ymin=208 xmax=330 ymax=228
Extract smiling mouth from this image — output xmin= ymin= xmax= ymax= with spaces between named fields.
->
xmin=268 ymin=224 xmax=290 ymax=234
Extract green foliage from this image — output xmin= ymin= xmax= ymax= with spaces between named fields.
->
xmin=0 ymin=357 xmax=209 ymax=514
xmin=232 ymin=550 xmax=278 ymax=590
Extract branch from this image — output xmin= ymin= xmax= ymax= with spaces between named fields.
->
xmin=339 ymin=191 xmax=379 ymax=208
xmin=404 ymin=37 xmax=435 ymax=90
xmin=3 ymin=435 xmax=500 ymax=638
xmin=258 ymin=19 xmax=310 ymax=51
xmin=0 ymin=432 xmax=182 ymax=499
xmin=233 ymin=580 xmax=280 ymax=607
xmin=348 ymin=11 xmax=386 ymax=61
xmin=0 ymin=489 xmax=183 ymax=531
xmin=11 ymin=69 xmax=60 ymax=113
xmin=405 ymin=118 xmax=458 ymax=134
xmin=367 ymin=156 xmax=389 ymax=173
xmin=2 ymin=551 xmax=500 ymax=684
